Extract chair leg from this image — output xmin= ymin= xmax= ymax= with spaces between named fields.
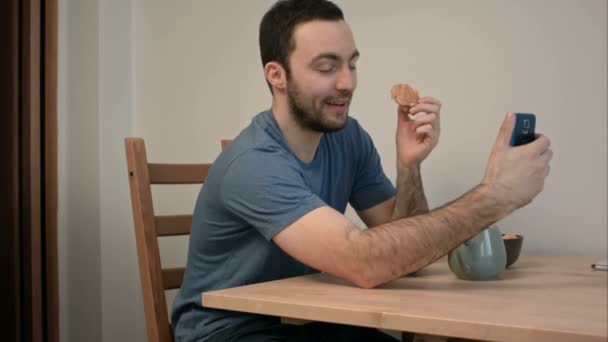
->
xmin=402 ymin=332 xmax=482 ymax=342
xmin=412 ymin=334 xmax=449 ymax=342
xmin=402 ymin=332 xmax=415 ymax=342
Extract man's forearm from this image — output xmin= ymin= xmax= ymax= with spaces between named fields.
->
xmin=391 ymin=165 xmax=429 ymax=220
xmin=348 ymin=184 xmax=512 ymax=288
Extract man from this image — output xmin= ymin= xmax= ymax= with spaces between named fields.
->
xmin=171 ymin=1 xmax=553 ymax=341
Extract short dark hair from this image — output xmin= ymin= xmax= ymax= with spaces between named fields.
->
xmin=259 ymin=0 xmax=344 ymax=92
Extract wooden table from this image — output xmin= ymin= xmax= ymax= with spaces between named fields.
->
xmin=202 ymin=255 xmax=608 ymax=342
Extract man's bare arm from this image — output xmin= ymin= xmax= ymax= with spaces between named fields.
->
xmin=274 ymin=113 xmax=552 ymax=288
xmin=391 ymin=165 xmax=429 ymax=220
xmin=273 ymin=183 xmax=509 ymax=288
xmin=358 ymin=96 xmax=440 ymax=227
xmin=356 ymin=165 xmax=429 ymax=228
xmin=354 ymin=184 xmax=506 ymax=286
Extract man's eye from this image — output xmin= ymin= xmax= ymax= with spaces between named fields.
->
xmin=349 ymin=65 xmax=357 ymax=71
xmin=318 ymin=66 xmax=336 ymax=73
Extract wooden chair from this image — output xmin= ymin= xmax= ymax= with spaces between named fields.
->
xmin=125 ymin=138 xmax=420 ymax=342
xmin=125 ymin=138 xmax=230 ymax=342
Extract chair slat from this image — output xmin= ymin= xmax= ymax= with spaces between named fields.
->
xmin=125 ymin=138 xmax=174 ymax=342
xmin=162 ymin=267 xmax=185 ymax=290
xmin=221 ymin=139 xmax=232 ymax=151
xmin=155 ymin=215 xmax=191 ymax=236
xmin=148 ymin=163 xmax=211 ymax=184
xmin=125 ymin=137 xmax=229 ymax=342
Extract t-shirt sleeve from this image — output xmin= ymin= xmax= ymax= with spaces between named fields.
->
xmin=220 ymin=149 xmax=327 ymax=241
xmin=349 ymin=123 xmax=396 ymax=211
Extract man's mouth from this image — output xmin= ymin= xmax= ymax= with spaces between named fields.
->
xmin=325 ymin=99 xmax=350 ymax=109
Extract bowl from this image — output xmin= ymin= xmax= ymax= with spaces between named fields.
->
xmin=502 ymin=233 xmax=524 ymax=268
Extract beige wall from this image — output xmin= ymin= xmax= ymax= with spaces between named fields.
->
xmin=59 ymin=1 xmax=607 ymax=341
xmin=58 ymin=0 xmax=102 ymax=340
xmin=59 ymin=0 xmax=145 ymax=341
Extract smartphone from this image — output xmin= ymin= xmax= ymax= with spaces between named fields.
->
xmin=510 ymin=113 xmax=536 ymax=146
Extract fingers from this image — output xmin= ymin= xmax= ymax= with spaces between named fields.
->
xmin=409 ymin=102 xmax=440 ymax=116
xmin=411 ymin=113 xmax=437 ymax=128
xmin=410 ymin=114 xmax=439 ymax=141
xmin=400 ymin=97 xmax=441 ymax=125
xmin=495 ymin=112 xmax=516 ymax=148
xmin=539 ymin=148 xmax=553 ymax=179
xmin=418 ymin=97 xmax=441 ymax=107
xmin=528 ymin=134 xmax=551 ymax=155
xmin=398 ymin=105 xmax=412 ymax=116
xmin=408 ymin=97 xmax=441 ymax=113
xmin=415 ymin=124 xmax=439 ymax=144
xmin=416 ymin=124 xmax=433 ymax=135
xmin=539 ymin=147 xmax=553 ymax=164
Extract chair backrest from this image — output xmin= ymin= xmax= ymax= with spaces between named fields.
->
xmin=125 ymin=138 xmax=230 ymax=342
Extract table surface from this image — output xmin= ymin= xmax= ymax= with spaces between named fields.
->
xmin=202 ymin=255 xmax=608 ymax=342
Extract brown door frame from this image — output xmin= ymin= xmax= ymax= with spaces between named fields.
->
xmin=0 ymin=0 xmax=22 ymax=340
xmin=43 ymin=0 xmax=59 ymax=340
xmin=0 ymin=0 xmax=58 ymax=341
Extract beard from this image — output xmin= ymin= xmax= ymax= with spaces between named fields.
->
xmin=286 ymin=78 xmax=351 ymax=133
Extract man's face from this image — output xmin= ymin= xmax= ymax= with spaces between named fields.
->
xmin=285 ymin=20 xmax=359 ymax=133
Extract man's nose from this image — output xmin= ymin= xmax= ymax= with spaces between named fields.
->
xmin=335 ymin=66 xmax=355 ymax=92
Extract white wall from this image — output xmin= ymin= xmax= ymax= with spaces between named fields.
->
xmin=344 ymin=0 xmax=608 ymax=257
xmin=58 ymin=0 xmax=102 ymax=341
xmin=133 ymin=0 xmax=607 ymax=256
xmin=98 ymin=0 xmax=147 ymax=341
xmin=59 ymin=1 xmax=607 ymax=341
xmin=59 ymin=0 xmax=145 ymax=341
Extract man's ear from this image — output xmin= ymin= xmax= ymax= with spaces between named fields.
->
xmin=264 ymin=62 xmax=287 ymax=92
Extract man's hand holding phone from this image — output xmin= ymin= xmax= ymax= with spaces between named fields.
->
xmin=481 ymin=112 xmax=553 ymax=212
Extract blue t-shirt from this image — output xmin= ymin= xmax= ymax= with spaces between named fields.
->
xmin=171 ymin=110 xmax=395 ymax=342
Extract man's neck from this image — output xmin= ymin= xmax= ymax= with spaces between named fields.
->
xmin=271 ymin=96 xmax=322 ymax=163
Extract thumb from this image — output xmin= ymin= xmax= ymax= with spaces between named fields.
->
xmin=495 ymin=112 xmax=516 ymax=148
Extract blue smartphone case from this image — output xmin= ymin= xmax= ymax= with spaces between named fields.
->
xmin=510 ymin=113 xmax=536 ymax=146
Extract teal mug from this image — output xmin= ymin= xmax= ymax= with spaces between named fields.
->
xmin=448 ymin=225 xmax=507 ymax=280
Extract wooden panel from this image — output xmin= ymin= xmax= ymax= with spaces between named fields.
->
xmin=44 ymin=0 xmax=59 ymax=341
xmin=203 ymin=256 xmax=608 ymax=342
xmin=155 ymin=215 xmax=191 ymax=236
xmin=148 ymin=163 xmax=210 ymax=184
xmin=0 ymin=0 xmax=21 ymax=340
xmin=162 ymin=267 xmax=185 ymax=290
xmin=21 ymin=0 xmax=43 ymax=341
